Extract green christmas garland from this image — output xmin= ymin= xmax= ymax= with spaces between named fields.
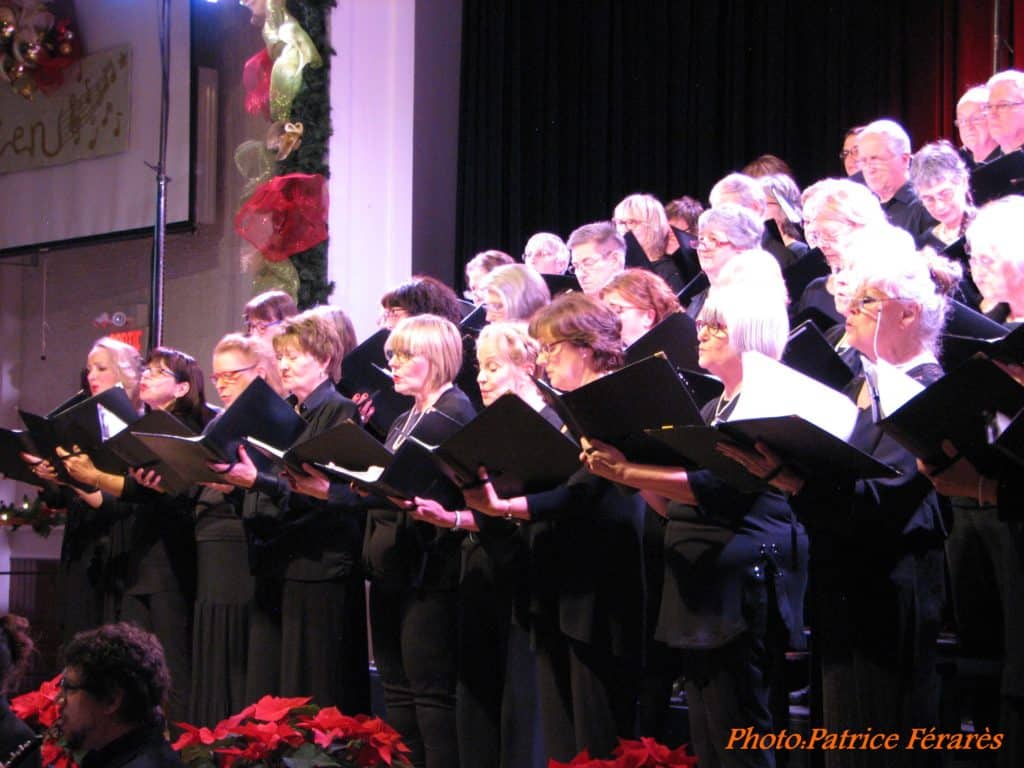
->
xmin=279 ymin=0 xmax=335 ymax=309
xmin=0 ymin=496 xmax=65 ymax=537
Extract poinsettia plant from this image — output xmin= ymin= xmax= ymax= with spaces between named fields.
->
xmin=173 ymin=695 xmax=412 ymax=768
xmin=549 ymin=737 xmax=699 ymax=768
xmin=10 ymin=674 xmax=77 ymax=768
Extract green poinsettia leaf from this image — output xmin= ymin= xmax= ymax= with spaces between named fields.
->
xmin=282 ymin=741 xmax=340 ymax=768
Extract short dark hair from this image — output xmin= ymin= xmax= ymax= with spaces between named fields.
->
xmin=528 ymin=292 xmax=624 ymax=373
xmin=380 ymin=276 xmax=464 ymax=324
xmin=63 ymin=623 xmax=171 ymax=728
xmin=146 ymin=347 xmax=213 ymax=429
xmin=243 ymin=290 xmax=298 ymax=325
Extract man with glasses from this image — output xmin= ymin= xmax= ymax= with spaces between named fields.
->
xmin=986 ymin=70 xmax=1024 ymax=155
xmin=566 ymin=221 xmax=626 ymax=296
xmin=858 ymin=119 xmax=936 ymax=242
xmin=957 ymin=85 xmax=1001 ymax=167
xmin=59 ymin=623 xmax=182 ymax=767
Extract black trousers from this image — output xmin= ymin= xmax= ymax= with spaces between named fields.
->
xmin=121 ymin=590 xmax=192 ymax=722
xmin=533 ymin=627 xmax=639 ymax=762
xmin=815 ymin=548 xmax=944 ymax=768
xmin=681 ymin=631 xmax=779 ymax=768
xmin=279 ymin=579 xmax=368 ymax=713
xmin=457 ymin=570 xmax=544 ymax=768
xmin=370 ymin=583 xmax=458 ymax=768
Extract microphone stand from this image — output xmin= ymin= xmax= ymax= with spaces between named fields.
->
xmin=147 ymin=0 xmax=171 ymax=348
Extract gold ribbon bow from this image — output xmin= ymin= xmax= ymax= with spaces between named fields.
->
xmin=263 ymin=0 xmax=322 ymax=122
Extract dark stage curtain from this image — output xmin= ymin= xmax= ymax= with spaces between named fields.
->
xmin=455 ymin=0 xmax=1017 ymax=283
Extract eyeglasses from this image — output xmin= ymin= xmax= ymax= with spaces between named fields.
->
xmin=838 ymin=149 xmax=859 ymax=160
xmin=57 ymin=676 xmax=88 ymax=696
xmin=965 ymin=241 xmax=997 ymax=269
xmin=804 ymin=222 xmax=849 ymax=247
xmin=141 ymin=367 xmax=175 ymax=379
xmin=987 ymin=100 xmax=1024 ymax=114
xmin=538 ymin=339 xmax=572 ymax=357
xmin=245 ymin=319 xmax=282 ymax=335
xmin=860 ymin=153 xmax=900 ymax=168
xmin=210 ymin=364 xmax=257 ymax=385
xmin=917 ymin=186 xmax=959 ymax=207
xmin=384 ymin=349 xmax=418 ymax=365
xmin=954 ymin=114 xmax=989 ymax=127
xmin=695 ymin=320 xmax=728 ymax=338
xmin=570 ymin=253 xmax=610 ymax=272
xmin=696 ymin=234 xmax=731 ymax=250
xmin=605 ymin=302 xmax=643 ymax=316
xmin=849 ymin=295 xmax=908 ymax=314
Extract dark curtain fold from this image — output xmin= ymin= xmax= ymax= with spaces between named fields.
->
xmin=455 ymin=0 xmax=1014 ymax=286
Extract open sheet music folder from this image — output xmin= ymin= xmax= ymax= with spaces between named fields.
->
xmin=133 ymin=377 xmax=306 ymax=488
xmin=409 ymin=393 xmax=581 ymax=497
xmin=879 ymin=356 xmax=1024 ymax=475
xmin=535 ymin=354 xmax=704 ymax=465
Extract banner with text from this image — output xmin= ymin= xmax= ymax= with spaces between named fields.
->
xmin=0 ymin=45 xmax=132 ymax=175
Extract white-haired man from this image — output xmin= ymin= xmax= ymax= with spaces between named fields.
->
xmin=987 ymin=70 xmax=1024 ymax=155
xmin=957 ymin=85 xmax=1001 ymax=166
xmin=858 ymin=119 xmax=936 ymax=242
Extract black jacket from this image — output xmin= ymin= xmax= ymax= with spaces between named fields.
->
xmin=245 ymin=379 xmax=363 ymax=581
xmin=363 ymin=386 xmax=477 ymax=590
xmin=80 ymin=726 xmax=181 ymax=768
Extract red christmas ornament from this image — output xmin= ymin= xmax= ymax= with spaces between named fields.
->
xmin=234 ymin=173 xmax=328 ymax=262
xmin=243 ymin=48 xmax=273 ymax=121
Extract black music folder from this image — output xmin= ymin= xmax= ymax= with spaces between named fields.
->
xmin=414 ymin=393 xmax=581 ymax=497
xmin=990 ymin=409 xmax=1024 ymax=467
xmin=647 ymin=416 xmax=899 ymax=492
xmin=879 ymin=357 xmax=1024 ymax=475
xmin=337 ymin=328 xmax=414 ymax=439
xmin=0 ymin=428 xmax=44 ymax=486
xmin=317 ymin=409 xmax=467 ymax=509
xmin=971 ymin=149 xmax=1024 ymax=205
xmin=542 ymin=273 xmax=581 ymax=296
xmin=89 ymin=409 xmax=196 ymax=487
xmin=624 ymin=312 xmax=700 ymax=373
xmin=623 ymin=230 xmax=648 ymax=269
xmin=679 ymin=369 xmax=725 ymax=407
xmin=18 ymin=387 xmax=140 ymax=486
xmin=246 ymin=419 xmax=393 ymax=475
xmin=945 ymin=299 xmax=1007 ymax=339
xmin=536 ymin=354 xmax=704 ymax=464
xmin=677 ymin=271 xmax=709 ymax=307
xmin=459 ymin=304 xmax=488 ymax=336
xmin=134 ymin=377 xmax=306 ymax=486
xmin=782 ymin=248 xmax=830 ymax=308
xmin=782 ymin=320 xmax=855 ymax=391
xmin=790 ymin=303 xmax=842 ymax=335
xmin=941 ymin=324 xmax=1024 ymax=371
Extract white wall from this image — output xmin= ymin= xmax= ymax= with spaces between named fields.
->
xmin=327 ymin=0 xmax=417 ymax=340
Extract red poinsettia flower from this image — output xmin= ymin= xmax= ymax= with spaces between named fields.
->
xmin=171 ymin=722 xmax=221 ymax=751
xmin=247 ymin=695 xmax=312 ymax=723
xmin=343 ymin=715 xmax=412 ymax=766
xmin=40 ymin=740 xmax=74 ymax=768
xmin=548 ymin=750 xmax=613 ymax=768
xmin=215 ymin=741 xmax=271 ymax=768
xmin=235 ymin=720 xmax=306 ymax=750
xmin=11 ymin=674 xmax=61 ymax=727
xmin=612 ymin=737 xmax=698 ymax=768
